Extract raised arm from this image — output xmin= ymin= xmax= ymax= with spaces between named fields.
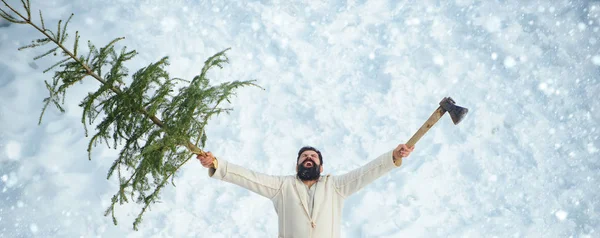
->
xmin=198 ymin=152 xmax=284 ymax=199
xmin=332 ymin=144 xmax=413 ymax=198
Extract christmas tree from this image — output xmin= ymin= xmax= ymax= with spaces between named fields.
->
xmin=1 ymin=0 xmax=259 ymax=230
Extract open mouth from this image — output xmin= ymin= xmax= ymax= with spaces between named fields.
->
xmin=304 ymin=160 xmax=314 ymax=168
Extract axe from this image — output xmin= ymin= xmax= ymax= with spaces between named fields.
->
xmin=396 ymin=97 xmax=468 ymax=165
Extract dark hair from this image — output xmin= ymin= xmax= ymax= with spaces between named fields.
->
xmin=297 ymin=146 xmax=323 ymax=165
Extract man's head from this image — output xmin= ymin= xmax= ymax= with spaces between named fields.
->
xmin=296 ymin=146 xmax=323 ymax=181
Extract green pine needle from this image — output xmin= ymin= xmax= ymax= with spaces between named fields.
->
xmin=1 ymin=0 xmax=261 ymax=231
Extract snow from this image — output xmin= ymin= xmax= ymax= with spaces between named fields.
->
xmin=1 ymin=0 xmax=599 ymax=237
xmin=592 ymin=55 xmax=600 ymax=65
xmin=587 ymin=143 xmax=599 ymax=154
xmin=3 ymin=141 xmax=21 ymax=161
xmin=29 ymin=223 xmax=38 ymax=233
xmin=555 ymin=210 xmax=569 ymax=221
xmin=503 ymin=56 xmax=517 ymax=68
xmin=369 ymin=52 xmax=375 ymax=60
xmin=433 ymin=55 xmax=444 ymax=66
xmin=483 ymin=16 xmax=503 ymax=33
xmin=4 ymin=172 xmax=17 ymax=188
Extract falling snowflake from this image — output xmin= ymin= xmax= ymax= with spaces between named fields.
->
xmin=504 ymin=56 xmax=517 ymax=68
xmin=592 ymin=55 xmax=600 ymax=66
xmin=555 ymin=210 xmax=568 ymax=221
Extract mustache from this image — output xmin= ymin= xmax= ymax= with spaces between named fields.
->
xmin=303 ymin=159 xmax=315 ymax=164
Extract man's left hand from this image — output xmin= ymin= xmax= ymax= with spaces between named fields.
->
xmin=393 ymin=144 xmax=414 ymax=159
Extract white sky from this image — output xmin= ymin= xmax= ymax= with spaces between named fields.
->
xmin=1 ymin=0 xmax=599 ymax=237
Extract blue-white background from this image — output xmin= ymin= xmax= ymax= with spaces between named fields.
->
xmin=1 ymin=0 xmax=599 ymax=237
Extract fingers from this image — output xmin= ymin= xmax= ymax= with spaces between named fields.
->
xmin=196 ymin=151 xmax=215 ymax=168
xmin=399 ymin=144 xmax=414 ymax=152
xmin=201 ymin=160 xmax=212 ymax=168
xmin=395 ymin=144 xmax=415 ymax=158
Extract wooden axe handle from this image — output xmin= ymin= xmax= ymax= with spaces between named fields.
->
xmin=406 ymin=106 xmax=447 ymax=147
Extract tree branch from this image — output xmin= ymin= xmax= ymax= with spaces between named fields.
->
xmin=4 ymin=2 xmax=206 ymax=155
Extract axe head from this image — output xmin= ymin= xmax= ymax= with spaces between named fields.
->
xmin=439 ymin=97 xmax=469 ymax=125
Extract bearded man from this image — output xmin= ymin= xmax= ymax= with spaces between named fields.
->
xmin=197 ymin=144 xmax=414 ymax=238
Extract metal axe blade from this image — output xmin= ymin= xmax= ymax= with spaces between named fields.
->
xmin=404 ymin=97 xmax=469 ymax=149
xmin=439 ymin=97 xmax=469 ymax=125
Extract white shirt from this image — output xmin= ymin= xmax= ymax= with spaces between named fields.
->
xmin=304 ymin=181 xmax=318 ymax=217
xmin=209 ymin=150 xmax=400 ymax=237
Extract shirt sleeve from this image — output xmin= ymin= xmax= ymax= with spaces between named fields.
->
xmin=209 ymin=159 xmax=284 ymax=199
xmin=332 ymin=150 xmax=400 ymax=198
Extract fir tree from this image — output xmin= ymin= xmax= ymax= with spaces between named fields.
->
xmin=1 ymin=0 xmax=260 ymax=230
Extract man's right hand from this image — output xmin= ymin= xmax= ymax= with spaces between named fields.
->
xmin=197 ymin=152 xmax=216 ymax=168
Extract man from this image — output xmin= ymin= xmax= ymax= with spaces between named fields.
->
xmin=197 ymin=144 xmax=414 ymax=237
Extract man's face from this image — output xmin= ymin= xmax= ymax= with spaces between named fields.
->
xmin=298 ymin=150 xmax=320 ymax=167
xmin=297 ymin=150 xmax=323 ymax=181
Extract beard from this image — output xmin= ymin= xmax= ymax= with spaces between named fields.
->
xmin=297 ymin=161 xmax=321 ymax=181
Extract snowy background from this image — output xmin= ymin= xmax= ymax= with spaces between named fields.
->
xmin=1 ymin=0 xmax=599 ymax=237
